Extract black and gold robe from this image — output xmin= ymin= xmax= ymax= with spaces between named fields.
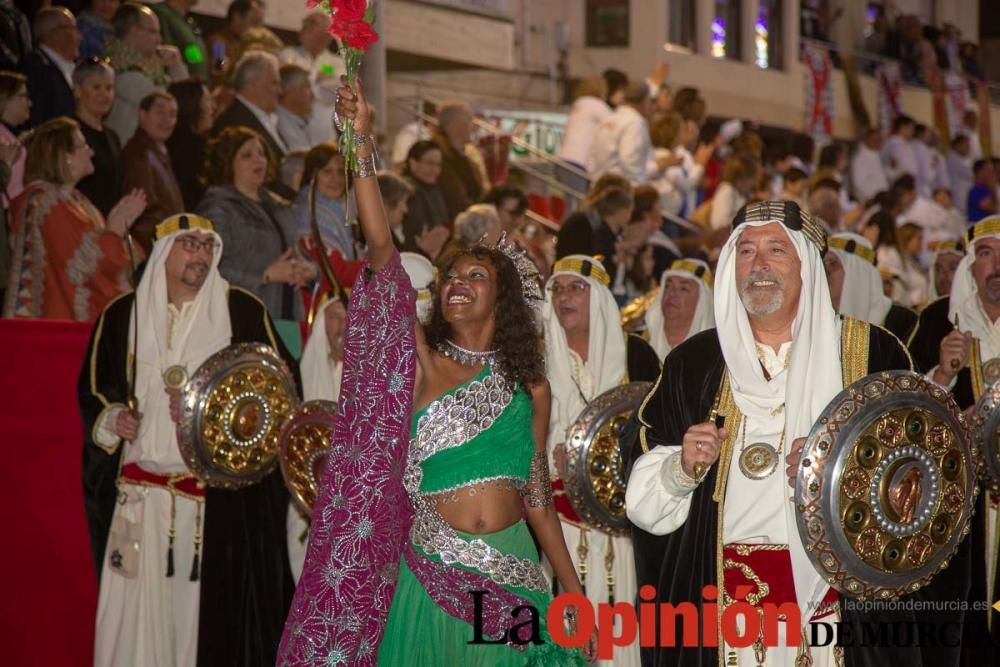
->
xmin=626 ymin=317 xmax=976 ymax=667
xmin=78 ymin=287 xmax=299 ymax=666
xmin=909 ymin=295 xmax=999 ymax=658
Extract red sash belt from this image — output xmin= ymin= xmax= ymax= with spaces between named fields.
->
xmin=723 ymin=543 xmax=838 ymax=620
xmin=120 ymin=463 xmax=206 ymax=498
xmin=551 ymin=478 xmax=582 ymax=524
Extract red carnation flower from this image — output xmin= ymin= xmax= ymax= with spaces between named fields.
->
xmin=328 ymin=17 xmax=378 ymax=51
xmin=332 ymin=0 xmax=366 ymax=22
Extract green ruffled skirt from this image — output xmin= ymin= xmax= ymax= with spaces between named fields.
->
xmin=377 ymin=520 xmax=585 ymax=666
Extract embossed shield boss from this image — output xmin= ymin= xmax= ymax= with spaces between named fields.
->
xmin=278 ymin=399 xmax=337 ymax=517
xmin=557 ymin=382 xmax=651 ymax=537
xmin=970 ymin=379 xmax=1000 ymax=494
xmin=178 ymin=343 xmax=299 ymax=489
xmin=795 ymin=371 xmax=975 ymax=600
xmin=983 ymin=358 xmax=1000 ymax=386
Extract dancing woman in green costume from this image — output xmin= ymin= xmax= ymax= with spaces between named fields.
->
xmin=308 ymin=78 xmax=599 ymax=665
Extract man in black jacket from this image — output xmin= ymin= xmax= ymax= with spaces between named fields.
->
xmin=212 ymin=49 xmax=286 ymax=162
xmin=20 ymin=6 xmax=78 ymax=127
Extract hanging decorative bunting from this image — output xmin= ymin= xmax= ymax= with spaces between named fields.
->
xmin=803 ymin=44 xmax=834 ymax=144
xmin=875 ymin=60 xmax=902 ymax=138
xmin=944 ymin=72 xmax=969 ymax=137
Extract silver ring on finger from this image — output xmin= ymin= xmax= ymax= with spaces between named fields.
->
xmin=696 ymin=441 xmax=704 ymax=451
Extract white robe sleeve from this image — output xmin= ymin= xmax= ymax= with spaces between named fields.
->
xmin=93 ymin=403 xmax=127 ymax=453
xmin=626 ymin=444 xmax=699 ymax=535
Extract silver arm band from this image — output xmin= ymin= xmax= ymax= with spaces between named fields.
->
xmin=523 ymin=449 xmax=553 ymax=507
xmin=354 ymin=153 xmax=378 ymax=178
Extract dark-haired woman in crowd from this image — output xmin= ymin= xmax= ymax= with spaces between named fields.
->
xmin=401 ymin=139 xmax=451 ymax=261
xmin=292 ymin=141 xmax=356 ymax=259
xmin=196 ymin=126 xmax=314 ymax=321
xmin=280 ymin=76 xmax=595 ymax=666
xmin=166 ymin=78 xmax=215 ymax=208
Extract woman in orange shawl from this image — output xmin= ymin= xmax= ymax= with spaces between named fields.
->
xmin=3 ymin=117 xmax=146 ymax=320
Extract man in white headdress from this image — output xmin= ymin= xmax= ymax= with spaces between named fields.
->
xmin=908 ymin=217 xmax=1000 ymax=649
xmin=542 ymin=254 xmax=659 ymax=667
xmin=643 ymin=258 xmax=715 ymax=360
xmin=298 ymin=251 xmax=433 ymax=405
xmin=287 ymin=289 xmax=347 ymax=581
xmin=927 ymin=239 xmax=965 ymax=300
xmin=79 ymin=213 xmax=297 ymax=666
xmin=624 ymin=201 xmax=968 ymax=666
xmin=823 ymin=232 xmax=918 ymax=341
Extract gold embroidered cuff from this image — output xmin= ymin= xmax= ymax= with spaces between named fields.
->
xmin=92 ymin=403 xmax=127 ymax=454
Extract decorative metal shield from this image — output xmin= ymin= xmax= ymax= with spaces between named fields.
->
xmin=178 ymin=343 xmax=299 ymax=489
xmin=278 ymin=400 xmax=337 ymax=517
xmin=557 ymin=382 xmax=651 ymax=537
xmin=795 ymin=370 xmax=976 ymax=600
xmin=970 ymin=380 xmax=1000 ymax=494
xmin=619 ymin=288 xmax=658 ymax=334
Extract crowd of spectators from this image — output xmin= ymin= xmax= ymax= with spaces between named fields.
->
xmin=0 ymin=0 xmax=995 ymax=332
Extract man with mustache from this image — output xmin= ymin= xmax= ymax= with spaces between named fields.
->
xmin=625 ymin=201 xmax=967 ymax=666
xmin=79 ymin=213 xmax=299 ymax=665
xmin=541 ymin=254 xmax=660 ymax=667
xmin=908 ymin=216 xmax=1000 ymax=652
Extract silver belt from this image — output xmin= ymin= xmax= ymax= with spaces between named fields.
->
xmin=410 ymin=498 xmax=549 ymax=592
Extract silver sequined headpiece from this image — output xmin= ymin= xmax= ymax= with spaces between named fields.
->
xmin=487 ymin=232 xmax=543 ymax=302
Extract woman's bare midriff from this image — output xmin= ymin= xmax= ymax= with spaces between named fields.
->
xmin=431 ymin=483 xmax=524 ymax=534
xmin=413 ymin=338 xmax=526 ymax=534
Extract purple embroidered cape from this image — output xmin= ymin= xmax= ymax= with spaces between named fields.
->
xmin=277 ymin=251 xmax=416 ymax=666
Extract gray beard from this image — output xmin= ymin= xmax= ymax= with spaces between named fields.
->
xmin=739 ymin=285 xmax=784 ymax=317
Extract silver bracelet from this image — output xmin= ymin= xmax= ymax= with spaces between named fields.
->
xmin=354 ymin=153 xmax=378 ymax=178
xmin=354 ymin=132 xmax=373 ymax=149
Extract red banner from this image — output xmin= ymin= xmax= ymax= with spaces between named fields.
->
xmin=803 ymin=44 xmax=834 ymax=144
xmin=876 ymin=61 xmax=902 ymax=137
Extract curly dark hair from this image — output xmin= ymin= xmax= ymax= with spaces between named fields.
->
xmin=424 ymin=247 xmax=545 ymax=388
xmin=201 ymin=126 xmax=277 ymax=188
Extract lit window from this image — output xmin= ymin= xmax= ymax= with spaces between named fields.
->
xmin=713 ymin=0 xmax=741 ymax=60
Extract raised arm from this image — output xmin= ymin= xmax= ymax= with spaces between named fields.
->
xmin=333 ymin=77 xmax=394 ymax=272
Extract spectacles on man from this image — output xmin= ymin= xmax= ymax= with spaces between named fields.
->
xmin=547 ymin=280 xmax=588 ymax=295
xmin=177 ymin=236 xmax=220 ymax=254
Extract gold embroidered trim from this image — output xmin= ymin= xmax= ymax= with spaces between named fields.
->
xmin=88 ymin=309 xmax=111 ymax=409
xmin=552 ymin=256 xmax=611 ymax=287
xmin=154 ymin=213 xmax=214 ymax=241
xmin=841 ymin=317 xmax=870 ymax=385
xmin=91 ymin=403 xmax=126 ymax=455
xmin=669 ymin=259 xmax=715 ymax=288
xmin=972 ymin=338 xmax=985 ymax=402
xmin=967 ymin=217 xmax=1000 ymax=244
xmin=828 ymin=236 xmax=876 ymax=264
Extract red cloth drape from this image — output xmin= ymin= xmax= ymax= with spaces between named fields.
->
xmin=0 ymin=318 xmax=97 ymax=666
